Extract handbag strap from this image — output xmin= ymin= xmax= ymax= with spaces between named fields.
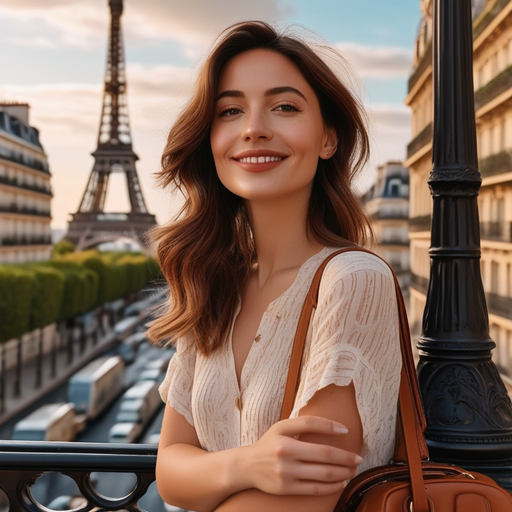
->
xmin=279 ymin=247 xmax=430 ymax=512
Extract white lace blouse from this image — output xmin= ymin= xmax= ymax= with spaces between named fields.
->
xmin=159 ymin=247 xmax=402 ymax=475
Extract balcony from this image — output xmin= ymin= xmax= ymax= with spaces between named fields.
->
xmin=0 ymin=175 xmax=52 ymax=197
xmin=407 ymin=122 xmax=432 ymax=160
xmin=1 ymin=235 xmax=52 ymax=247
xmin=409 ymin=215 xmax=431 ymax=232
xmin=475 ymin=64 xmax=512 ymax=112
xmin=0 ymin=204 xmax=51 ymax=218
xmin=479 ymin=150 xmax=512 ymax=179
xmin=0 ymin=152 xmax=50 ymax=175
xmin=0 ymin=441 xmax=158 ymax=511
xmin=480 ymin=221 xmax=512 ymax=243
xmin=473 ymin=0 xmax=511 ymax=41
xmin=408 ymin=41 xmax=432 ymax=93
xmin=486 ymin=292 xmax=512 ymax=321
xmin=410 ymin=272 xmax=429 ymax=296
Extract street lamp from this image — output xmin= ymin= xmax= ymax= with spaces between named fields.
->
xmin=418 ymin=0 xmax=512 ymax=490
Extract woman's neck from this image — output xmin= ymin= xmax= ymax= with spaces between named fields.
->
xmin=245 ymin=191 xmax=324 ymax=287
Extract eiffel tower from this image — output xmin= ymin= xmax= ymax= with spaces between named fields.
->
xmin=66 ymin=0 xmax=156 ymax=251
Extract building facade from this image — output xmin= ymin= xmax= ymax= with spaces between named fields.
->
xmin=406 ymin=0 xmax=512 ymax=377
xmin=363 ymin=162 xmax=410 ymax=296
xmin=0 ymin=103 xmax=52 ymax=263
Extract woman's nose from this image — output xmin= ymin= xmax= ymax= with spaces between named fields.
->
xmin=241 ymin=112 xmax=273 ymax=141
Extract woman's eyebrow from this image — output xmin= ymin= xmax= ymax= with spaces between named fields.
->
xmin=265 ymin=86 xmax=307 ymax=102
xmin=216 ymin=90 xmax=244 ymax=100
xmin=216 ymin=86 xmax=307 ymax=102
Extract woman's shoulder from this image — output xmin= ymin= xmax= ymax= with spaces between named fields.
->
xmin=321 ymin=247 xmax=394 ymax=285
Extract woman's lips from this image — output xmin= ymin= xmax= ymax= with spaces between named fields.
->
xmin=233 ymin=155 xmax=287 ymax=172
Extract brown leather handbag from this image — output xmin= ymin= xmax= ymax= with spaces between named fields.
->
xmin=280 ymin=247 xmax=512 ymax=512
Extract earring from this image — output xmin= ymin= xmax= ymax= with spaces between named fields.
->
xmin=326 ymin=152 xmax=330 ymax=157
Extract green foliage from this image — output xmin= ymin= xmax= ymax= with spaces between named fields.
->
xmin=24 ymin=265 xmax=65 ymax=330
xmin=0 ymin=248 xmax=157 ymax=342
xmin=42 ymin=260 xmax=99 ymax=321
xmin=52 ymin=239 xmax=75 ymax=257
xmin=0 ymin=266 xmax=34 ymax=343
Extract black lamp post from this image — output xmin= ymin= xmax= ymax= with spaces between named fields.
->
xmin=417 ymin=0 xmax=512 ymax=490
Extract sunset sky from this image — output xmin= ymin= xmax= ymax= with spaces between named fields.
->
xmin=0 ymin=0 xmax=421 ymax=230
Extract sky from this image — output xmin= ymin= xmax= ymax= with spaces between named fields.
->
xmin=0 ymin=0 xmax=421 ymax=230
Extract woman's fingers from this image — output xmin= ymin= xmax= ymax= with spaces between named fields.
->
xmin=287 ymin=479 xmax=348 ymax=496
xmin=274 ymin=415 xmax=348 ymax=437
xmin=283 ymin=437 xmax=362 ymax=467
xmin=289 ymin=460 xmax=358 ymax=483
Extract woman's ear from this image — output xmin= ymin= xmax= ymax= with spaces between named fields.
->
xmin=320 ymin=126 xmax=338 ymax=160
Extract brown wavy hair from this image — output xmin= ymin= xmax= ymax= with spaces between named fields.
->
xmin=148 ymin=21 xmax=372 ymax=356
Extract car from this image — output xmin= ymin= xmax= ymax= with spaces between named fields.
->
xmin=47 ymin=496 xmax=87 ymax=510
xmin=137 ymin=368 xmax=165 ymax=386
xmin=108 ymin=422 xmax=142 ymax=443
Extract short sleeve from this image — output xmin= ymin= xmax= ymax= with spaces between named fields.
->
xmin=290 ymin=252 xmax=401 ymax=456
xmin=158 ymin=334 xmax=197 ymax=427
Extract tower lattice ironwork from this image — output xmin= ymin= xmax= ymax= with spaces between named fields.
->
xmin=66 ymin=0 xmax=156 ymax=251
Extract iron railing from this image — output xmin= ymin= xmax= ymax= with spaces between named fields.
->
xmin=0 ymin=441 xmax=157 ymax=512
xmin=407 ymin=122 xmax=432 ymax=159
xmin=0 ymin=176 xmax=52 ymax=197
xmin=475 ymin=64 xmax=512 ymax=112
xmin=0 ymin=153 xmax=49 ymax=175
xmin=480 ymin=221 xmax=512 ymax=243
xmin=408 ymin=41 xmax=432 ymax=93
xmin=473 ymin=0 xmax=511 ymax=40
xmin=410 ymin=272 xmax=429 ymax=296
xmin=1 ymin=236 xmax=52 ymax=247
xmin=479 ymin=150 xmax=512 ymax=178
xmin=409 ymin=215 xmax=431 ymax=232
xmin=0 ymin=205 xmax=51 ymax=218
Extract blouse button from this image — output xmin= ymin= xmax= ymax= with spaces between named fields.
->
xmin=235 ymin=396 xmax=243 ymax=411
xmin=254 ymin=334 xmax=261 ymax=343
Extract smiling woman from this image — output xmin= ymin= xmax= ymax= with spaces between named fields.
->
xmin=148 ymin=21 xmax=402 ymax=512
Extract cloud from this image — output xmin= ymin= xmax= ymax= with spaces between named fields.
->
xmin=8 ymin=36 xmax=57 ymax=49
xmin=0 ymin=0 xmax=295 ymax=50
xmin=336 ymin=42 xmax=412 ymax=79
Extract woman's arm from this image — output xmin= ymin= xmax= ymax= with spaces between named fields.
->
xmin=213 ymin=382 xmax=363 ymax=512
xmin=156 ymin=382 xmax=362 ymax=512
xmin=156 ymin=381 xmax=363 ymax=512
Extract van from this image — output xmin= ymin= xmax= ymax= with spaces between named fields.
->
xmin=68 ymin=356 xmax=125 ymax=420
xmin=117 ymin=331 xmax=147 ymax=363
xmin=108 ymin=422 xmax=142 ymax=444
xmin=116 ymin=381 xmax=161 ymax=426
xmin=12 ymin=403 xmax=78 ymax=441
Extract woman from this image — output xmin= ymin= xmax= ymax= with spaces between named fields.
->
xmin=150 ymin=21 xmax=401 ymax=512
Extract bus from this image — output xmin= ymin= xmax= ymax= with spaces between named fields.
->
xmin=12 ymin=403 xmax=79 ymax=441
xmin=68 ymin=356 xmax=125 ymax=420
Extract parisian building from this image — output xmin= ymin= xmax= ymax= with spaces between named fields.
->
xmin=0 ymin=102 xmax=52 ymax=263
xmin=406 ymin=0 xmax=512 ymax=379
xmin=362 ymin=161 xmax=410 ymax=298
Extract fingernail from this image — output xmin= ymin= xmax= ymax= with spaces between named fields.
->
xmin=334 ymin=424 xmax=348 ymax=434
xmin=354 ymin=455 xmax=363 ymax=464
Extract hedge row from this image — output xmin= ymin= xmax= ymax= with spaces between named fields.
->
xmin=0 ymin=251 xmax=160 ymax=343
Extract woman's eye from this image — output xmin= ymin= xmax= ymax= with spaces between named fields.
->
xmin=275 ymin=104 xmax=298 ymax=112
xmin=219 ymin=107 xmax=242 ymax=117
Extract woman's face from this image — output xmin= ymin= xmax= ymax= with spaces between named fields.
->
xmin=210 ymin=48 xmax=336 ymax=203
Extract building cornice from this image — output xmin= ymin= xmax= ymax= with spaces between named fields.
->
xmin=473 ymin=1 xmax=512 ymax=52
xmin=404 ymin=142 xmax=432 ymax=168
xmin=0 ymin=130 xmax=46 ymax=155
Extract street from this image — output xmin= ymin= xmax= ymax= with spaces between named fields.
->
xmin=0 ymin=340 xmax=181 ymax=512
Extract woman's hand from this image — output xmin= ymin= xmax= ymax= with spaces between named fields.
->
xmin=242 ymin=415 xmax=363 ymax=496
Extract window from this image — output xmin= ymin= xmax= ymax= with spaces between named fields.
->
xmin=491 ymin=261 xmax=499 ymax=294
